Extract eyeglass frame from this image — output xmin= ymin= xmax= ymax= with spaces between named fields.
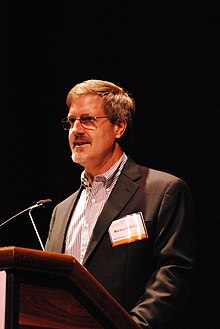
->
xmin=61 ymin=115 xmax=110 ymax=131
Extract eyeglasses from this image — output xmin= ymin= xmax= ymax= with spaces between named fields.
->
xmin=61 ymin=115 xmax=110 ymax=131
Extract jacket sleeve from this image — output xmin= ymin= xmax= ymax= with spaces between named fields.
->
xmin=130 ymin=179 xmax=194 ymax=329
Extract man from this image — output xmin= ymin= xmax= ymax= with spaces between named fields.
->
xmin=45 ymin=79 xmax=193 ymax=329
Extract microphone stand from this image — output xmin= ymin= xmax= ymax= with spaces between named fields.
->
xmin=0 ymin=199 xmax=52 ymax=251
xmin=28 ymin=208 xmax=45 ymax=251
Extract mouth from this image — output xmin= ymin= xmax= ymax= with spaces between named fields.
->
xmin=73 ymin=141 xmax=90 ymax=147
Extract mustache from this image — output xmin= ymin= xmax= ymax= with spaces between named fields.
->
xmin=74 ymin=135 xmax=90 ymax=141
xmin=72 ymin=134 xmax=92 ymax=145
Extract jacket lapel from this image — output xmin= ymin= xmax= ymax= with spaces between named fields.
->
xmin=83 ymin=158 xmax=141 ymax=264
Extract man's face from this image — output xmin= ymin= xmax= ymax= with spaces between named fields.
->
xmin=68 ymin=94 xmax=122 ymax=170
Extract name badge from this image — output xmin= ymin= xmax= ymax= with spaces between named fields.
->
xmin=109 ymin=212 xmax=148 ymax=247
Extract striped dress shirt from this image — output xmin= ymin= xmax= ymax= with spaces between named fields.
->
xmin=65 ymin=153 xmax=128 ymax=263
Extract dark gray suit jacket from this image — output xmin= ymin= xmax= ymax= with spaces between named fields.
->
xmin=45 ymin=157 xmax=193 ymax=329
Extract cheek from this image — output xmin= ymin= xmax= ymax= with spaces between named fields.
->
xmin=68 ymin=130 xmax=74 ymax=146
xmin=96 ymin=130 xmax=115 ymax=148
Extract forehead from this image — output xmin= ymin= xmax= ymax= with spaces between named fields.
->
xmin=68 ymin=94 xmax=105 ymax=116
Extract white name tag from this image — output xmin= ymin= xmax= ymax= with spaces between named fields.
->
xmin=109 ymin=212 xmax=148 ymax=247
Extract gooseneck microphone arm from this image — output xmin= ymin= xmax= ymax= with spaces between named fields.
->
xmin=0 ymin=199 xmax=52 ymax=251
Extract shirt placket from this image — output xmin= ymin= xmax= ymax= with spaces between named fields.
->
xmin=80 ymin=180 xmax=106 ymax=263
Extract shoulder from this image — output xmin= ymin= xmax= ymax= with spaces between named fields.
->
xmin=144 ymin=167 xmax=184 ymax=185
xmin=125 ymin=156 xmax=191 ymax=192
xmin=145 ymin=167 xmax=192 ymax=199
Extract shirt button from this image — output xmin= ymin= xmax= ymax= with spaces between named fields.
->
xmin=91 ymin=198 xmax=96 ymax=203
xmin=84 ymin=223 xmax=89 ymax=228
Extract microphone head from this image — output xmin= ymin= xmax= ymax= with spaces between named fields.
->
xmin=36 ymin=199 xmax=53 ymax=208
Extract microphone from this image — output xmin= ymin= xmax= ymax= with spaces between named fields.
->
xmin=32 ymin=199 xmax=53 ymax=210
xmin=0 ymin=199 xmax=53 ymax=251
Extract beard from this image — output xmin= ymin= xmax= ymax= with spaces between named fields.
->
xmin=71 ymin=151 xmax=89 ymax=165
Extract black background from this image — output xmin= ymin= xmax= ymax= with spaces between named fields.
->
xmin=0 ymin=2 xmax=219 ymax=328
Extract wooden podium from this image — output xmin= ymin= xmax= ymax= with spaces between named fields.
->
xmin=0 ymin=246 xmax=140 ymax=329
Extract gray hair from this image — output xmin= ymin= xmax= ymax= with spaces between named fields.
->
xmin=66 ymin=79 xmax=136 ymax=127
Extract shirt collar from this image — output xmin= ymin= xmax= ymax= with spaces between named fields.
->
xmin=81 ymin=152 xmax=127 ymax=190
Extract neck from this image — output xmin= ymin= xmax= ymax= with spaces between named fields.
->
xmin=85 ymin=145 xmax=123 ymax=185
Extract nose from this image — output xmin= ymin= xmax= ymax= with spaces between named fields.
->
xmin=69 ymin=119 xmax=85 ymax=134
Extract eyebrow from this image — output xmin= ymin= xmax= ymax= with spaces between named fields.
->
xmin=68 ymin=113 xmax=93 ymax=117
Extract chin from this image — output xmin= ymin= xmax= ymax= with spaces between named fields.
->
xmin=71 ymin=152 xmax=89 ymax=165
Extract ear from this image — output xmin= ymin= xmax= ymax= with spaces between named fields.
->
xmin=114 ymin=120 xmax=127 ymax=139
